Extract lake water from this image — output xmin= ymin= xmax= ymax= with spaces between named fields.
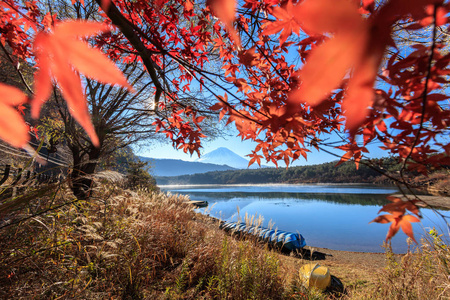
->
xmin=160 ymin=184 xmax=449 ymax=253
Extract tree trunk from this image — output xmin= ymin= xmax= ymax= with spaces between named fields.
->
xmin=70 ymin=146 xmax=101 ymax=200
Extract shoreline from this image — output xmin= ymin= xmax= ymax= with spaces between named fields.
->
xmin=164 ymin=183 xmax=450 ymax=210
xmin=188 ymin=188 xmax=450 ymax=290
xmin=280 ymin=245 xmax=397 ymax=294
xmin=160 ymin=182 xmax=398 ymax=188
xmin=202 ymin=213 xmax=399 ymax=256
xmin=391 ymin=194 xmax=450 ymax=210
xmin=201 ymin=214 xmax=397 ymax=294
xmin=196 ymin=194 xmax=447 ymax=255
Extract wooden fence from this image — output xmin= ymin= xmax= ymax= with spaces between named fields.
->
xmin=0 ymin=165 xmax=60 ymax=187
xmin=0 ymin=165 xmax=62 ymax=199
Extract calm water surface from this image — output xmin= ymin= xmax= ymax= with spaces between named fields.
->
xmin=160 ymin=184 xmax=449 ymax=253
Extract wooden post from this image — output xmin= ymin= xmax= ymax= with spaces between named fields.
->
xmin=0 ymin=165 xmax=10 ymax=185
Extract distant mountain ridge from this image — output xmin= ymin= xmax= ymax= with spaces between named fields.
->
xmin=140 ymin=147 xmax=269 ymax=177
xmin=138 ymin=156 xmax=236 ymax=177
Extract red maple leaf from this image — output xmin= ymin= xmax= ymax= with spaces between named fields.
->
xmin=184 ymin=0 xmax=194 ymax=12
xmin=335 ymin=143 xmax=368 ymax=169
xmin=262 ymin=0 xmax=301 ymax=46
xmin=287 ymin=0 xmax=396 ymax=132
xmin=0 ymin=83 xmax=29 ymax=147
xmin=238 ymin=47 xmax=258 ymax=67
xmin=290 ymin=33 xmax=367 ymax=106
xmin=371 ymin=212 xmax=421 ymax=243
xmin=30 ymin=126 xmax=39 ymax=139
xmin=293 ymin=0 xmax=365 ymax=36
xmin=288 ymin=0 xmax=368 ymax=106
xmin=379 ymin=196 xmax=422 ymax=217
xmin=247 ymin=150 xmax=264 ymax=167
xmin=31 ymin=20 xmax=133 ymax=147
xmin=209 ymin=94 xmax=231 ymax=121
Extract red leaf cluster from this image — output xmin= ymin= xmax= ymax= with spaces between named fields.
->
xmin=0 ymin=0 xmax=449 ymax=183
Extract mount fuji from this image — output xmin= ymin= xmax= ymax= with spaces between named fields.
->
xmin=196 ymin=147 xmax=264 ymax=169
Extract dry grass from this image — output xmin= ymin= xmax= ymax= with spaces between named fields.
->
xmin=371 ymin=236 xmax=450 ymax=299
xmin=1 ymin=178 xmax=450 ymax=299
xmin=0 ymin=178 xmax=300 ymax=299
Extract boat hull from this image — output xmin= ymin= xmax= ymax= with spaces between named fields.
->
xmin=220 ymin=221 xmax=306 ymax=251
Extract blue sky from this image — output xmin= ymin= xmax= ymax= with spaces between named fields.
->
xmin=137 ymin=127 xmax=390 ymax=167
xmin=135 ymin=20 xmax=402 ymax=168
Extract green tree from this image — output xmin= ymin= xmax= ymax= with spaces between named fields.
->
xmin=126 ymin=160 xmax=157 ymax=191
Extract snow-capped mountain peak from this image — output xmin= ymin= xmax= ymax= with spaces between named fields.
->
xmin=196 ymin=147 xmax=257 ymax=169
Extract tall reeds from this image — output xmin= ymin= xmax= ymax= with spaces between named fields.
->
xmin=2 ymin=178 xmax=450 ymax=299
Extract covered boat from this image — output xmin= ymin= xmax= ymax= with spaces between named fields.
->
xmin=186 ymin=200 xmax=208 ymax=208
xmin=220 ymin=221 xmax=306 ymax=252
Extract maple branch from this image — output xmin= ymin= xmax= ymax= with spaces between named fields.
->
xmin=121 ymin=20 xmax=222 ymax=78
xmin=237 ymin=23 xmax=291 ymax=88
xmin=100 ymin=41 xmax=149 ymax=55
xmin=46 ymin=0 xmax=56 ymax=27
xmin=0 ymin=43 xmax=33 ymax=95
xmin=99 ymin=2 xmax=241 ymax=121
xmin=106 ymin=6 xmax=268 ymax=122
xmin=95 ymin=0 xmax=163 ymax=104
xmin=170 ymin=58 xmax=270 ymax=119
xmin=110 ymin=10 xmax=260 ymax=113
xmin=180 ymin=66 xmax=263 ymax=125
xmin=236 ymin=8 xmax=274 ymax=22
xmin=400 ymin=4 xmax=438 ymax=179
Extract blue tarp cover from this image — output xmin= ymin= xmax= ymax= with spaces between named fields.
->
xmin=220 ymin=221 xmax=306 ymax=251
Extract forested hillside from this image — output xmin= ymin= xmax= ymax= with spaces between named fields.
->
xmin=156 ymin=158 xmax=398 ymax=185
xmin=139 ymin=156 xmax=236 ymax=176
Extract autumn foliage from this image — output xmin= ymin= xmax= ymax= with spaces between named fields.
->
xmin=1 ymin=0 xmax=449 ymax=241
xmin=371 ymin=196 xmax=422 ymax=242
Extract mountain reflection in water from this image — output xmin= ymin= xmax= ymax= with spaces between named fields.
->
xmin=171 ymin=191 xmax=390 ymax=206
xmin=161 ymin=184 xmax=448 ymax=253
